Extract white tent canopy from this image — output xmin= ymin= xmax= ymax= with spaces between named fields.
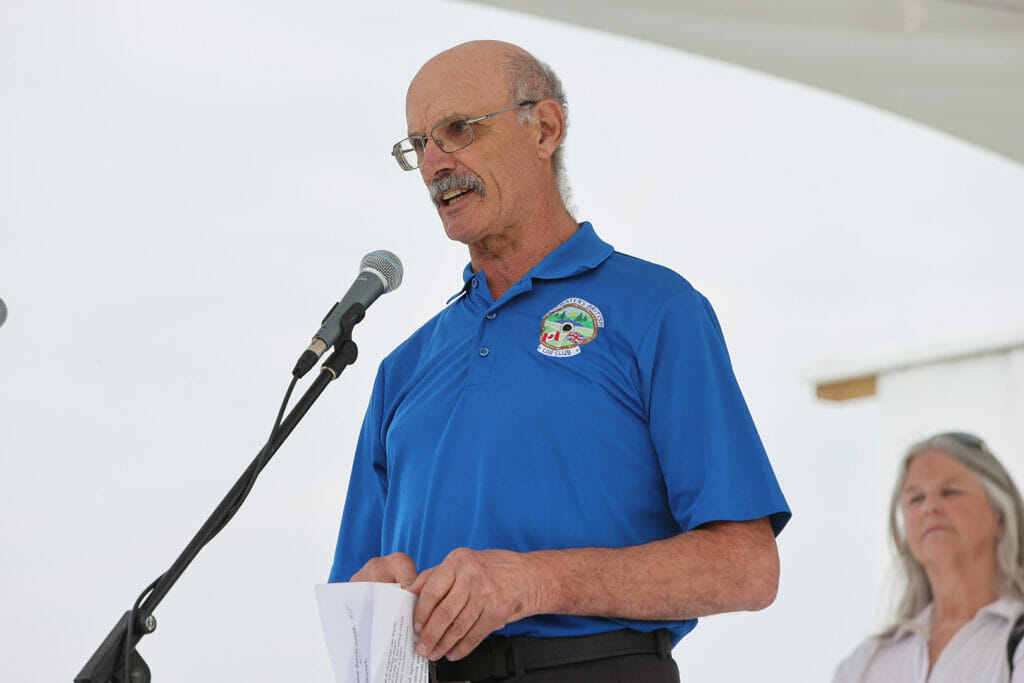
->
xmin=465 ymin=0 xmax=1024 ymax=166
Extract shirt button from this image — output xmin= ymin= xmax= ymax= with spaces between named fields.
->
xmin=472 ymin=279 xmax=479 ymax=289
xmin=485 ymin=312 xmax=497 ymax=320
xmin=478 ymin=347 xmax=490 ymax=357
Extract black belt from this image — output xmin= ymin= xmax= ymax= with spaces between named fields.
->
xmin=432 ymin=628 xmax=672 ymax=682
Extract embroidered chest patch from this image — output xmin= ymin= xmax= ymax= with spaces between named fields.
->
xmin=537 ymin=298 xmax=605 ymax=357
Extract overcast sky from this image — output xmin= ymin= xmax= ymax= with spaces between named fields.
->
xmin=2 ymin=1 xmax=1024 ymax=681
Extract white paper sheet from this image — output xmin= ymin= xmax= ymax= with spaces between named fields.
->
xmin=316 ymin=582 xmax=429 ymax=683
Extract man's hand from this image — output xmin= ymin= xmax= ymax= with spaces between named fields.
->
xmin=407 ymin=548 xmax=537 ymax=662
xmin=350 ymin=552 xmax=419 ymax=588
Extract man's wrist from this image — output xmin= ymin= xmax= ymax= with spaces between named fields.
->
xmin=518 ymin=546 xmax=586 ymax=618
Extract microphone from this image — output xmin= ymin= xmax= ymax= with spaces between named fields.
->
xmin=293 ymin=250 xmax=403 ymax=378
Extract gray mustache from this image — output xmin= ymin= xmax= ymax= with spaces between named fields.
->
xmin=430 ymin=172 xmax=486 ymax=204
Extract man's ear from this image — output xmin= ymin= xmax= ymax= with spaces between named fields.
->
xmin=533 ymin=99 xmax=566 ymax=160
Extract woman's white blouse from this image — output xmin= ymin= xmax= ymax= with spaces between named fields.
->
xmin=834 ymin=597 xmax=1024 ymax=683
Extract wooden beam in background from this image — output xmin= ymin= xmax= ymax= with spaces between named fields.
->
xmin=816 ymin=374 xmax=877 ymax=401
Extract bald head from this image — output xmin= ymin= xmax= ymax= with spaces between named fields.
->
xmin=409 ymin=41 xmax=532 ymax=99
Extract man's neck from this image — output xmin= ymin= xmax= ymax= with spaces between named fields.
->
xmin=468 ymin=209 xmax=578 ymax=300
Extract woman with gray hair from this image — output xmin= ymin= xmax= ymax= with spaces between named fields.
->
xmin=834 ymin=432 xmax=1024 ymax=682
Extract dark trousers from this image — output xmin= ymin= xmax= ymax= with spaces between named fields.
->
xmin=437 ymin=653 xmax=680 ymax=683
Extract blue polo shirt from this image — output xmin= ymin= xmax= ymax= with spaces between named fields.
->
xmin=329 ymin=222 xmax=789 ymax=644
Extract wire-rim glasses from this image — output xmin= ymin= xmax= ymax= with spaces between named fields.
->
xmin=391 ymin=101 xmax=537 ymax=171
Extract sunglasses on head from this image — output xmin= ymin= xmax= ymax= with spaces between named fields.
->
xmin=938 ymin=431 xmax=985 ymax=450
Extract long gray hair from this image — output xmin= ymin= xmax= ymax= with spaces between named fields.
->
xmin=884 ymin=432 xmax=1024 ymax=633
xmin=499 ymin=50 xmax=571 ymax=206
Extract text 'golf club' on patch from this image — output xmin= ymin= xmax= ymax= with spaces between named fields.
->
xmin=537 ymin=297 xmax=604 ymax=357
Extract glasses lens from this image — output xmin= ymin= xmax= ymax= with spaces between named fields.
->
xmin=393 ymin=117 xmax=476 ymax=171
xmin=432 ymin=117 xmax=474 ymax=153
xmin=392 ymin=138 xmax=423 ymax=171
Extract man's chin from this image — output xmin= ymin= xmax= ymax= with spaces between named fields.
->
xmin=439 ymin=211 xmax=481 ymax=245
xmin=442 ymin=222 xmax=478 ymax=245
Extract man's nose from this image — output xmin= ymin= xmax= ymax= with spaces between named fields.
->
xmin=419 ymin=138 xmax=456 ymax=179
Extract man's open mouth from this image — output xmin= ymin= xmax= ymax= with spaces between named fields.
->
xmin=430 ymin=171 xmax=485 ymax=208
xmin=439 ymin=188 xmax=472 ymax=206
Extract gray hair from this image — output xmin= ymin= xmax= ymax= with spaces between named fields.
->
xmin=499 ymin=50 xmax=572 ymax=207
xmin=884 ymin=432 xmax=1024 ymax=634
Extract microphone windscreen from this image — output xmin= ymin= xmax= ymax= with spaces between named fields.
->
xmin=361 ymin=251 xmax=403 ymax=292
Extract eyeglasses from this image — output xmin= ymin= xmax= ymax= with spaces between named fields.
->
xmin=391 ymin=101 xmax=537 ymax=171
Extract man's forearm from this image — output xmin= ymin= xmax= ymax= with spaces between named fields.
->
xmin=525 ymin=517 xmax=779 ymax=621
xmin=408 ymin=516 xmax=779 ymax=661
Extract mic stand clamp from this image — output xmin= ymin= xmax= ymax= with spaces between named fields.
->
xmin=75 ymin=611 xmax=156 ymax=683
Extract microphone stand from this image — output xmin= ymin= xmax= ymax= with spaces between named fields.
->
xmin=75 ymin=319 xmax=362 ymax=683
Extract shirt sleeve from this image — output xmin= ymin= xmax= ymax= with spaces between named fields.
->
xmin=327 ymin=363 xmax=389 ymax=582
xmin=638 ymin=287 xmax=790 ymax=535
xmin=832 ymin=637 xmax=881 ymax=683
xmin=832 ymin=651 xmax=858 ymax=683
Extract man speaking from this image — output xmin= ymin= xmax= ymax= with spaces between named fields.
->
xmin=328 ymin=40 xmax=790 ymax=682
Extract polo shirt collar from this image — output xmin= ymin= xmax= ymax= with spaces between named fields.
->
xmin=526 ymin=221 xmax=613 ymax=281
xmin=446 ymin=222 xmax=613 ymax=303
